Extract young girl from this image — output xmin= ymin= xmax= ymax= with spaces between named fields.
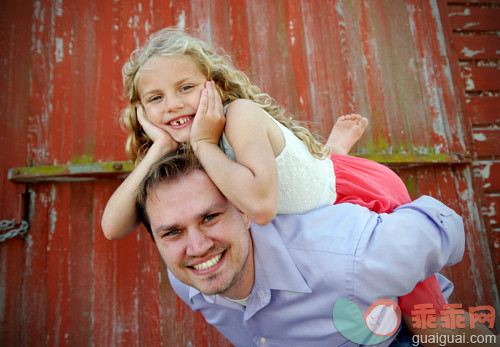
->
xmin=102 ymin=27 xmax=445 ymax=325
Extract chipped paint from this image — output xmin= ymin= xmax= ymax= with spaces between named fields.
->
xmin=176 ymin=10 xmax=186 ymax=31
xmin=473 ymin=132 xmax=487 ymax=142
xmin=55 ymin=37 xmax=63 ymax=63
xmin=461 ymin=47 xmax=485 ymax=58
xmin=448 ymin=8 xmax=470 ymax=17
xmin=474 ymin=162 xmax=492 ymax=180
xmin=464 ymin=22 xmax=480 ymax=30
xmin=55 ymin=0 xmax=63 ymax=17
xmin=289 ymin=20 xmax=295 ymax=45
xmin=465 ymin=78 xmax=475 ymax=90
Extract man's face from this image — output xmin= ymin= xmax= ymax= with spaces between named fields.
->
xmin=146 ymin=169 xmax=254 ymax=299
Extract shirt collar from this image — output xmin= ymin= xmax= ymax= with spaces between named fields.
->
xmin=250 ymin=220 xmax=312 ymax=294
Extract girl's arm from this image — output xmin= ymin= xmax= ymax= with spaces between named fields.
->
xmin=191 ymin=84 xmax=279 ymax=225
xmin=101 ymin=108 xmax=178 ymax=240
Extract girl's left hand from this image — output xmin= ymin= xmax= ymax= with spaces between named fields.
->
xmin=190 ymin=81 xmax=225 ymax=150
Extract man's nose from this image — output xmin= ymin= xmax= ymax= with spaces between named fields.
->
xmin=186 ymin=228 xmax=214 ymax=256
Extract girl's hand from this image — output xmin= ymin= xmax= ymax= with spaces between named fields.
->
xmin=136 ymin=106 xmax=179 ymax=152
xmin=190 ymin=81 xmax=225 ymax=151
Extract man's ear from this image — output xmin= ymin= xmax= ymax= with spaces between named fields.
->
xmin=240 ymin=211 xmax=251 ymax=230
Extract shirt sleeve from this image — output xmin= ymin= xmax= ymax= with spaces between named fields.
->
xmin=353 ymin=195 xmax=465 ymax=304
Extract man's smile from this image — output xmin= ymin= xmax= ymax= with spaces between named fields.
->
xmin=188 ymin=250 xmax=227 ymax=275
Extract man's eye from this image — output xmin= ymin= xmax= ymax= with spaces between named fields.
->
xmin=164 ymin=229 xmax=181 ymax=237
xmin=204 ymin=214 xmax=220 ymax=222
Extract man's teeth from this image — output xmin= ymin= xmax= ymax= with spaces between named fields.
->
xmin=170 ymin=117 xmax=191 ymax=126
xmin=193 ymin=254 xmax=222 ymax=271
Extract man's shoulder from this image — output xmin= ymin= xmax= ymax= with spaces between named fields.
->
xmin=254 ymin=203 xmax=377 ymax=254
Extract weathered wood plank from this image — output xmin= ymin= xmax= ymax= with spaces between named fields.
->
xmin=28 ymin=0 xmax=54 ymax=166
xmin=350 ymin=0 xmax=394 ymax=153
xmin=472 ymin=128 xmax=500 ymax=157
xmin=226 ymin=0 xmax=252 ymax=73
xmin=441 ymin=165 xmax=497 ymax=307
xmin=20 ymin=185 xmax=50 ymax=346
xmin=283 ymin=0 xmax=316 ymax=126
xmin=467 ymin=96 xmax=500 ymax=124
xmin=423 ymin=0 xmax=471 ymax=154
xmin=454 ymin=35 xmax=500 ymax=60
xmin=92 ymin=0 xmax=130 ymax=163
xmin=68 ymin=183 xmax=94 ymax=346
xmin=136 ymin=226 xmax=163 ymax=347
xmin=92 ymin=184 xmax=140 ymax=347
xmin=406 ymin=1 xmax=454 ymax=153
xmin=245 ymin=1 xmax=295 ymax=113
xmin=0 ymin=0 xmax=32 ymax=344
xmin=461 ymin=65 xmax=500 ymax=91
xmin=45 ymin=184 xmax=71 ymax=346
xmin=448 ymin=6 xmax=500 ymax=31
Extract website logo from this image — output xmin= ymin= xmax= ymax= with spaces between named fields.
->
xmin=333 ymin=298 xmax=402 ymax=345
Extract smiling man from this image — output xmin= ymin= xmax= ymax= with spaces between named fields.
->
xmin=136 ymin=145 xmax=467 ymax=346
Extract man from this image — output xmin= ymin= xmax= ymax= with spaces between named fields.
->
xmin=136 ymin=146 xmax=466 ymax=346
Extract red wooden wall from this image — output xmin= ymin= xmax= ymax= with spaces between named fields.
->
xmin=0 ymin=0 xmax=498 ymax=346
xmin=446 ymin=0 xmax=500 ymax=297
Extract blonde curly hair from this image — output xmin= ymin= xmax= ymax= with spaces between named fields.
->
xmin=121 ymin=27 xmax=330 ymax=163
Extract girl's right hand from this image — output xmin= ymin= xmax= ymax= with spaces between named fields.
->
xmin=136 ymin=106 xmax=179 ymax=152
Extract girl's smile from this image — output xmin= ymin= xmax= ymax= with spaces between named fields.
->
xmin=168 ymin=114 xmax=195 ymax=129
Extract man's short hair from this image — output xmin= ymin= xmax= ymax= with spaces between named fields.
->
xmin=136 ymin=144 xmax=203 ymax=238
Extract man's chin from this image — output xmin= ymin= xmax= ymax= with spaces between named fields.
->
xmin=194 ymin=275 xmax=236 ymax=297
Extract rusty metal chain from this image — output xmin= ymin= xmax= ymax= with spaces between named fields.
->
xmin=0 ymin=219 xmax=29 ymax=242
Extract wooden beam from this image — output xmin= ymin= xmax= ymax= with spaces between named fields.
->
xmin=8 ymin=161 xmax=134 ymax=183
xmin=8 ymin=153 xmax=472 ymax=183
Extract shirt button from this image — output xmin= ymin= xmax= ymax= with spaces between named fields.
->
xmin=260 ymin=337 xmax=267 ymax=343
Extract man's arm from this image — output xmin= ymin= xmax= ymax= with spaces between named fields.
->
xmin=355 ymin=195 xmax=465 ymax=302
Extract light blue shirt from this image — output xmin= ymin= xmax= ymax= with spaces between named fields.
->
xmin=168 ymin=196 xmax=465 ymax=346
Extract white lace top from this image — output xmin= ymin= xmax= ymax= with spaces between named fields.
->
xmin=219 ymin=108 xmax=336 ymax=214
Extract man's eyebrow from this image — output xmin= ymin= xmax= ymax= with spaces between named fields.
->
xmin=154 ymin=223 xmax=181 ymax=236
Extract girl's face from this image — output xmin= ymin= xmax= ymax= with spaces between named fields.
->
xmin=137 ymin=55 xmax=208 ymax=143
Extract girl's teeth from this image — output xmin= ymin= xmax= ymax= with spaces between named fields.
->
xmin=171 ymin=117 xmax=190 ymax=125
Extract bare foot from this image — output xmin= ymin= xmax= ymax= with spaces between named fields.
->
xmin=327 ymin=114 xmax=369 ymax=155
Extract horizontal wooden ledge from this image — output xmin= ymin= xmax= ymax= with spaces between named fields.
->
xmin=8 ymin=161 xmax=135 ymax=183
xmin=8 ymin=153 xmax=472 ymax=184
xmin=356 ymin=152 xmax=472 ymax=167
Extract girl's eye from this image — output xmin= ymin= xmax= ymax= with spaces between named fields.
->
xmin=180 ymin=85 xmax=194 ymax=92
xmin=150 ymin=95 xmax=162 ymax=102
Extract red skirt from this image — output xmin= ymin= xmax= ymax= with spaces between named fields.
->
xmin=331 ymin=154 xmax=446 ymax=316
